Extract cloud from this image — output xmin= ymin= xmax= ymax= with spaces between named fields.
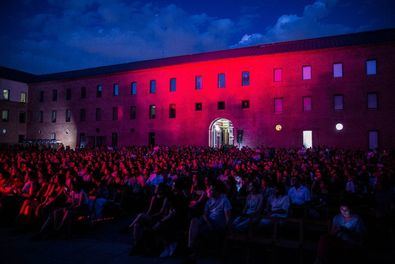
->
xmin=0 ymin=0 xmax=243 ymax=74
xmin=1 ymin=0 xmax=392 ymax=74
xmin=234 ymin=0 xmax=352 ymax=47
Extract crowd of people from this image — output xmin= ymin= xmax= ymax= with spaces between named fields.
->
xmin=0 ymin=145 xmax=394 ymax=263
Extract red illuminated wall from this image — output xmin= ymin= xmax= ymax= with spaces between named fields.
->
xmin=26 ymin=42 xmax=395 ymax=149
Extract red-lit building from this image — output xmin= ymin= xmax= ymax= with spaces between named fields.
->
xmin=2 ymin=29 xmax=395 ymax=149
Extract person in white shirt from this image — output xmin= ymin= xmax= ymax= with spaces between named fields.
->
xmin=288 ymin=177 xmax=311 ymax=206
xmin=260 ymin=184 xmax=290 ymax=225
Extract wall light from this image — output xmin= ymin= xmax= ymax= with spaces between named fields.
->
xmin=275 ymin=124 xmax=282 ymax=131
xmin=336 ymin=123 xmax=343 ymax=131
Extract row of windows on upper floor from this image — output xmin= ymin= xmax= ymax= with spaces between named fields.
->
xmin=9 ymin=92 xmax=378 ymax=124
xmin=37 ymin=60 xmax=379 ymax=102
xmin=1 ymin=89 xmax=27 ymax=103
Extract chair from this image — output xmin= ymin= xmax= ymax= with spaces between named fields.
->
xmin=246 ymin=217 xmax=278 ymax=264
xmin=273 ymin=218 xmax=304 ymax=264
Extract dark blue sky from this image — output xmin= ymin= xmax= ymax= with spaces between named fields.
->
xmin=0 ymin=0 xmax=394 ymax=74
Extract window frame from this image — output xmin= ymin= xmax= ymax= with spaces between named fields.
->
xmin=217 ymin=101 xmax=225 ymax=110
xmin=274 ymin=98 xmax=284 ymax=113
xmin=241 ymin=71 xmax=250 ymax=86
xmin=169 ymin=78 xmax=176 ymax=92
xmin=149 ymin=105 xmax=156 ymax=119
xmin=218 ymin=73 xmax=226 ymax=88
xmin=150 ymin=80 xmax=156 ymax=94
xmin=366 ymin=59 xmax=377 ymax=75
xmin=333 ymin=63 xmax=343 ymax=78
xmin=302 ymin=65 xmax=312 ymax=80
xmin=333 ymin=94 xmax=344 ymax=111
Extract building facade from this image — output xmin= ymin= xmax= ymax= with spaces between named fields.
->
xmin=1 ymin=29 xmax=395 ymax=149
xmin=0 ymin=68 xmax=32 ymax=144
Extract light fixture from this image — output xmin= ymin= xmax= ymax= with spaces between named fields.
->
xmin=336 ymin=123 xmax=343 ymax=131
xmin=275 ymin=124 xmax=282 ymax=131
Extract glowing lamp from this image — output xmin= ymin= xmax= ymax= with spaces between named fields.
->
xmin=336 ymin=123 xmax=343 ymax=131
xmin=275 ymin=124 xmax=282 ymax=131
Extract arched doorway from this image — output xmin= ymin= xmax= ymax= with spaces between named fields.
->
xmin=209 ymin=118 xmax=234 ymax=147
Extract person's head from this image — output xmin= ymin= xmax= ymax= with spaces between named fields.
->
xmin=155 ymin=183 xmax=168 ymax=198
xmin=207 ymin=180 xmax=223 ymax=198
xmin=247 ymin=181 xmax=260 ymax=194
xmin=339 ymin=201 xmax=352 ymax=218
xmin=275 ymin=184 xmax=286 ymax=196
xmin=291 ymin=177 xmax=301 ymax=188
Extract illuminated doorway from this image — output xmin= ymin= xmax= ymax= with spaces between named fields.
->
xmin=209 ymin=118 xmax=234 ymax=147
xmin=303 ymin=130 xmax=313 ymax=148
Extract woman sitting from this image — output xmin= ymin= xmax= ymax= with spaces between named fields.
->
xmin=316 ymin=201 xmax=366 ymax=264
xmin=231 ymin=181 xmax=263 ymax=232
xmin=259 ymin=184 xmax=290 ymax=226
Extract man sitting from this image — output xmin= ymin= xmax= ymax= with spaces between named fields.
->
xmin=187 ymin=180 xmax=232 ymax=259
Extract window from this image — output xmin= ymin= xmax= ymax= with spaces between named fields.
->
xmin=131 ymin=82 xmax=137 ymax=95
xmin=50 ymin=133 xmax=56 ymax=140
xmin=52 ymin=89 xmax=58 ymax=101
xmin=112 ymin=107 xmax=118 ymax=121
xmin=218 ymin=73 xmax=225 ymax=88
xmin=39 ymin=91 xmax=44 ymax=102
xmin=274 ymin=68 xmax=282 ymax=82
xmin=95 ymin=108 xmax=101 ymax=121
xmin=97 ymin=85 xmax=102 ymax=98
xmin=130 ymin=106 xmax=136 ymax=120
xmin=18 ymin=135 xmax=25 ymax=143
xmin=217 ymin=101 xmax=225 ymax=110
xmin=303 ymin=96 xmax=312 ymax=112
xmin=38 ymin=111 xmax=43 ymax=123
xmin=170 ymin=78 xmax=176 ymax=92
xmin=148 ymin=132 xmax=155 ymax=146
xmin=150 ymin=80 xmax=156 ymax=94
xmin=334 ymin=95 xmax=344 ymax=110
xmin=169 ymin=104 xmax=176 ymax=118
xmin=79 ymin=133 xmax=86 ymax=148
xmin=80 ymin=109 xmax=86 ymax=122
xmin=2 ymin=89 xmax=10 ymax=100
xmin=302 ymin=65 xmax=312 ymax=80
xmin=195 ymin=102 xmax=202 ymax=111
xmin=333 ymin=63 xmax=343 ymax=78
xmin=367 ymin=93 xmax=378 ymax=109
xmin=113 ymin=84 xmax=119 ymax=96
xmin=274 ymin=98 xmax=283 ymax=113
xmin=368 ymin=130 xmax=378 ymax=149
xmin=18 ymin=112 xmax=26 ymax=123
xmin=66 ymin=109 xmax=71 ymax=122
xmin=111 ymin=132 xmax=118 ymax=147
xmin=81 ymin=86 xmax=86 ymax=98
xmin=195 ymin=76 xmax=202 ymax=90
xmin=366 ymin=60 xmax=376 ymax=75
xmin=66 ymin=88 xmax=71 ymax=100
xmin=237 ymin=129 xmax=244 ymax=144
xmin=20 ymin=92 xmax=27 ymax=103
xmin=51 ymin=110 xmax=57 ymax=123
xmin=242 ymin=71 xmax=250 ymax=86
xmin=241 ymin=100 xmax=250 ymax=109
xmin=149 ymin=105 xmax=156 ymax=119
xmin=1 ymin=110 xmax=9 ymax=122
